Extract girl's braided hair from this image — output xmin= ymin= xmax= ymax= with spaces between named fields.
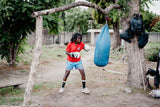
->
xmin=70 ymin=33 xmax=82 ymax=42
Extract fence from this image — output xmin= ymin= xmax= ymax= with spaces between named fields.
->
xmin=149 ymin=32 xmax=160 ymax=42
xmin=27 ymin=31 xmax=160 ymax=46
xmin=27 ymin=29 xmax=54 ymax=46
xmin=27 ymin=31 xmax=90 ymax=46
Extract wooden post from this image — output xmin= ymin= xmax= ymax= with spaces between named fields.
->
xmin=23 ymin=16 xmax=43 ymax=106
xmin=60 ymin=32 xmax=65 ymax=46
xmin=90 ymin=31 xmax=95 ymax=46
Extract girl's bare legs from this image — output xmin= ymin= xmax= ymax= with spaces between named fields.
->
xmin=62 ymin=70 xmax=70 ymax=88
xmin=79 ymin=69 xmax=86 ymax=89
xmin=59 ymin=70 xmax=70 ymax=93
xmin=78 ymin=69 xmax=90 ymax=94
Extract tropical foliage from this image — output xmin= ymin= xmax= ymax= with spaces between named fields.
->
xmin=0 ymin=0 xmax=62 ymax=66
xmin=151 ymin=21 xmax=160 ymax=32
xmin=64 ymin=7 xmax=94 ymax=34
xmin=141 ymin=9 xmax=156 ymax=32
xmin=89 ymin=0 xmax=116 ymax=24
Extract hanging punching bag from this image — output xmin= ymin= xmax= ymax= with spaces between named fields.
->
xmin=94 ymin=24 xmax=110 ymax=67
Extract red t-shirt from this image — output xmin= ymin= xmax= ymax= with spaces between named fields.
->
xmin=66 ymin=42 xmax=84 ymax=62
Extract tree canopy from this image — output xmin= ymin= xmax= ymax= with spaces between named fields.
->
xmin=151 ymin=21 xmax=160 ymax=32
xmin=64 ymin=7 xmax=95 ymax=33
xmin=0 ymin=0 xmax=62 ymax=66
xmin=141 ymin=9 xmax=156 ymax=32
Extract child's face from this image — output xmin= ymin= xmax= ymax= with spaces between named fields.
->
xmin=75 ymin=36 xmax=81 ymax=44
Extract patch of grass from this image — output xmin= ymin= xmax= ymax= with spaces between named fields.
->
xmin=0 ymin=86 xmax=24 ymax=106
xmin=33 ymin=81 xmax=60 ymax=92
xmin=16 ymin=51 xmax=32 ymax=65
xmin=12 ymin=44 xmax=68 ymax=65
xmin=20 ymin=70 xmax=26 ymax=73
xmin=145 ymin=42 xmax=160 ymax=50
xmin=41 ymin=46 xmax=66 ymax=61
xmin=33 ymin=83 xmax=43 ymax=91
xmin=24 ymin=61 xmax=30 ymax=65
xmin=0 ymin=86 xmax=24 ymax=96
xmin=9 ymin=97 xmax=23 ymax=105
xmin=110 ymin=46 xmax=126 ymax=60
xmin=0 ymin=96 xmax=23 ymax=106
xmin=0 ymin=87 xmax=13 ymax=95
xmin=23 ymin=44 xmax=34 ymax=50
xmin=0 ymin=81 xmax=61 ymax=105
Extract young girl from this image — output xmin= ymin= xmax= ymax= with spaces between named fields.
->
xmin=59 ymin=33 xmax=90 ymax=94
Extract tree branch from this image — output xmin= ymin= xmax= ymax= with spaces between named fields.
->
xmin=104 ymin=4 xmax=121 ymax=13
xmin=31 ymin=1 xmax=121 ymax=17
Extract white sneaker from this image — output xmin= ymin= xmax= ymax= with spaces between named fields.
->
xmin=81 ymin=88 xmax=90 ymax=94
xmin=59 ymin=88 xmax=64 ymax=94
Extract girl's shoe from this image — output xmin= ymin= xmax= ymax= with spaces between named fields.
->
xmin=81 ymin=88 xmax=90 ymax=94
xmin=59 ymin=88 xmax=64 ymax=94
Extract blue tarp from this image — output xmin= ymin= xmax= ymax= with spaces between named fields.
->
xmin=94 ymin=24 xmax=110 ymax=67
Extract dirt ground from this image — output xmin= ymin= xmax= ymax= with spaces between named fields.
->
xmin=0 ymin=46 xmax=160 ymax=107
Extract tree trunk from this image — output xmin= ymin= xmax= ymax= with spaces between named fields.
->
xmin=112 ymin=21 xmax=121 ymax=49
xmin=8 ymin=43 xmax=18 ymax=67
xmin=120 ymin=0 xmax=147 ymax=90
xmin=126 ymin=36 xmax=147 ymax=90
xmin=23 ymin=16 xmax=43 ymax=106
xmin=52 ymin=34 xmax=55 ymax=44
xmin=8 ymin=35 xmax=25 ymax=67
xmin=8 ymin=43 xmax=14 ymax=66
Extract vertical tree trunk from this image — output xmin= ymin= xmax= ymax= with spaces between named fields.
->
xmin=126 ymin=37 xmax=147 ymax=89
xmin=8 ymin=36 xmax=25 ymax=67
xmin=8 ymin=43 xmax=14 ymax=66
xmin=23 ymin=16 xmax=43 ymax=106
xmin=52 ymin=34 xmax=55 ymax=44
xmin=121 ymin=0 xmax=147 ymax=90
xmin=8 ymin=44 xmax=17 ymax=67
xmin=112 ymin=21 xmax=121 ymax=49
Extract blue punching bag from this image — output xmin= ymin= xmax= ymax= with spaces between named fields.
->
xmin=94 ymin=24 xmax=110 ymax=67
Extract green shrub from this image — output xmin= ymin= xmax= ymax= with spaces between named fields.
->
xmin=147 ymin=50 xmax=159 ymax=61
xmin=145 ymin=42 xmax=160 ymax=62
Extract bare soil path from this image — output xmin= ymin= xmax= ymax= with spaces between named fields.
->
xmin=34 ymin=46 xmax=160 ymax=107
xmin=0 ymin=46 xmax=160 ymax=107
